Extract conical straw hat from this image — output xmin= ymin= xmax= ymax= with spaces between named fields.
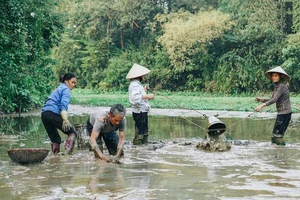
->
xmin=126 ymin=63 xmax=151 ymax=79
xmin=265 ymin=66 xmax=290 ymax=82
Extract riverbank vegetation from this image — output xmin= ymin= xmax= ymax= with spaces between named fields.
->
xmin=71 ymin=89 xmax=300 ymax=113
xmin=1 ymin=0 xmax=300 ymax=113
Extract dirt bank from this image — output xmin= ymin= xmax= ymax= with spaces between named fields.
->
xmin=68 ymin=105 xmax=271 ymax=118
xmin=9 ymin=104 xmax=299 ymax=119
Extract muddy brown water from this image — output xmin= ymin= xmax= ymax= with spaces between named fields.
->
xmin=1 ymin=106 xmax=300 ymax=199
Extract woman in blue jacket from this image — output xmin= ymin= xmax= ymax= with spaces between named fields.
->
xmin=41 ymin=72 xmax=77 ymax=154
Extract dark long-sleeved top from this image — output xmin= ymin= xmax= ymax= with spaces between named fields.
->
xmin=263 ymin=82 xmax=291 ymax=115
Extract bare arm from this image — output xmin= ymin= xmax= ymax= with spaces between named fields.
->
xmin=113 ymin=130 xmax=125 ymax=163
xmin=255 ymin=97 xmax=267 ymax=103
xmin=255 ymin=97 xmax=268 ymax=112
xmin=89 ymin=130 xmax=109 ymax=162
xmin=118 ymin=131 xmax=125 ymax=149
xmin=254 ymin=102 xmax=267 ymax=112
xmin=142 ymin=94 xmax=155 ymax=100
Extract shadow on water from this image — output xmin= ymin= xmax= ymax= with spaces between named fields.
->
xmin=1 ymin=114 xmax=300 ymax=199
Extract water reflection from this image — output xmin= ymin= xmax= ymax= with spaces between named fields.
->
xmin=0 ymin=114 xmax=300 ymax=199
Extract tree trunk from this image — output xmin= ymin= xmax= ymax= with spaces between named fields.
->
xmin=120 ymin=29 xmax=124 ymax=50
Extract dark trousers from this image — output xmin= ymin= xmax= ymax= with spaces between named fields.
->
xmin=272 ymin=113 xmax=291 ymax=138
xmin=41 ymin=111 xmax=77 ymax=144
xmin=132 ymin=112 xmax=148 ymax=136
xmin=86 ymin=119 xmax=119 ymax=155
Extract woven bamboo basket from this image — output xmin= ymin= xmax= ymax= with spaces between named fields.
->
xmin=7 ymin=148 xmax=49 ymax=164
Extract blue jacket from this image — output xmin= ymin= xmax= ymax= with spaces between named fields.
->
xmin=42 ymin=83 xmax=71 ymax=114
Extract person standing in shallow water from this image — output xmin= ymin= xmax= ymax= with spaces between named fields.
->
xmin=255 ymin=66 xmax=292 ymax=146
xmin=41 ymin=72 xmax=77 ymax=154
xmin=87 ymin=104 xmax=126 ymax=163
xmin=126 ymin=63 xmax=155 ymax=145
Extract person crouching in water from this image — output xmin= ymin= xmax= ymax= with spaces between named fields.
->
xmin=126 ymin=63 xmax=155 ymax=145
xmin=255 ymin=66 xmax=291 ymax=145
xmin=87 ymin=104 xmax=126 ymax=163
xmin=41 ymin=72 xmax=77 ymax=154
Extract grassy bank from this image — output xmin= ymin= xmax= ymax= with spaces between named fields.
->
xmin=71 ymin=89 xmax=300 ymax=113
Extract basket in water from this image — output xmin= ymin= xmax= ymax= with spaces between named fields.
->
xmin=7 ymin=148 xmax=49 ymax=164
xmin=207 ymin=116 xmax=226 ymax=138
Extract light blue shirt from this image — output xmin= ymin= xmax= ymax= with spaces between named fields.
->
xmin=42 ymin=83 xmax=71 ymax=114
xmin=128 ymin=79 xmax=150 ymax=113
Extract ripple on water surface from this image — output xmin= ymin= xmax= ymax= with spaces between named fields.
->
xmin=1 ymin=139 xmax=300 ymax=199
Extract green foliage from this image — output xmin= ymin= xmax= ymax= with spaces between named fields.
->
xmin=52 ymin=0 xmax=161 ymax=89
xmin=3 ymin=0 xmax=300 ymax=114
xmin=282 ymin=33 xmax=300 ymax=92
xmin=0 ymin=0 xmax=62 ymax=113
xmin=71 ymin=88 xmax=300 ymax=112
xmin=293 ymin=1 xmax=300 ymax=32
xmin=157 ymin=10 xmax=235 ymax=67
xmin=167 ymin=0 xmax=219 ymax=13
xmin=101 ymin=43 xmax=163 ymax=91
xmin=213 ymin=0 xmax=285 ymax=94
xmin=51 ymin=0 xmax=300 ymax=94
xmin=153 ymin=9 xmax=236 ymax=91
xmin=52 ymin=37 xmax=109 ymax=88
xmin=101 ymin=59 xmax=131 ymax=91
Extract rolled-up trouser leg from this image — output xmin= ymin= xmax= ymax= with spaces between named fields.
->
xmin=141 ymin=112 xmax=149 ymax=144
xmin=132 ymin=112 xmax=149 ymax=145
xmin=272 ymin=113 xmax=291 ymax=138
xmin=272 ymin=113 xmax=291 ymax=145
xmin=65 ymin=133 xmax=76 ymax=154
xmin=51 ymin=143 xmax=60 ymax=154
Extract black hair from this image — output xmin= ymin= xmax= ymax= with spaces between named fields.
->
xmin=59 ymin=72 xmax=76 ymax=83
xmin=110 ymin=104 xmax=126 ymax=117
xmin=138 ymin=76 xmax=143 ymax=82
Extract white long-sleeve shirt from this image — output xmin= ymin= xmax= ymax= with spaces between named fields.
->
xmin=128 ymin=79 xmax=150 ymax=113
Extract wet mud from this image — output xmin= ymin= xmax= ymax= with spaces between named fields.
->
xmin=1 ymin=105 xmax=300 ymax=199
xmin=2 ymin=139 xmax=300 ymax=200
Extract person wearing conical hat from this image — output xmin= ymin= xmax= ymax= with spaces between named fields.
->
xmin=254 ymin=66 xmax=291 ymax=145
xmin=126 ymin=63 xmax=155 ymax=145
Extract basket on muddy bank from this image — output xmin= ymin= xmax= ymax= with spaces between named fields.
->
xmin=7 ymin=148 xmax=49 ymax=164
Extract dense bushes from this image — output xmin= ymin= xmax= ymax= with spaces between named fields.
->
xmin=0 ymin=0 xmax=62 ymax=113
xmin=1 ymin=0 xmax=300 ymax=113
xmin=52 ymin=0 xmax=300 ymax=94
